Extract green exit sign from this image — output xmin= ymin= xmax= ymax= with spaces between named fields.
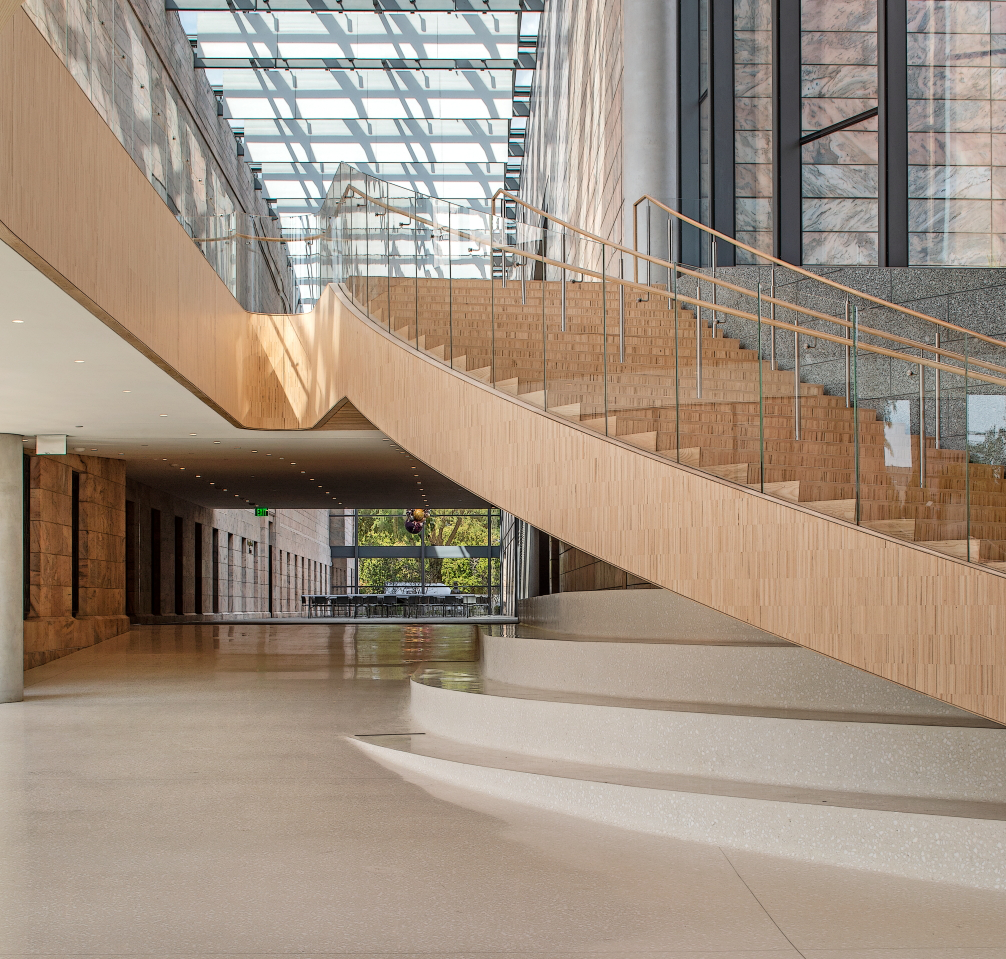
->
xmin=255 ymin=507 xmax=269 ymax=517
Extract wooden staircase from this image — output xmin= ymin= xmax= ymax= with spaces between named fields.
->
xmin=350 ymin=275 xmax=1006 ymax=569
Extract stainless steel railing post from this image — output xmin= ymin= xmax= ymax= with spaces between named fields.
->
xmin=794 ymin=311 xmax=801 ymax=440
xmin=845 ymin=298 xmax=851 ymax=408
xmin=696 ymin=281 xmax=703 ymax=400
xmin=770 ymin=267 xmax=777 ymax=369
xmin=561 ymin=231 xmax=567 ymax=333
xmin=619 ymin=256 xmax=625 ymax=363
xmin=711 ymin=238 xmax=718 ymax=338
xmin=935 ymin=325 xmax=941 ymax=449
xmin=919 ymin=355 xmax=927 ymax=488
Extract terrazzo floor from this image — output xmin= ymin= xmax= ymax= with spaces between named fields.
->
xmin=0 ymin=622 xmax=1004 ymax=958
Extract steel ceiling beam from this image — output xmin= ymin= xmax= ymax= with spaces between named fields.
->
xmin=195 ymin=56 xmax=533 ymax=69
xmin=169 ymin=1 xmax=542 ymax=11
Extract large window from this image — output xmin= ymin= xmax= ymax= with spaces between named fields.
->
xmin=907 ymin=0 xmax=1006 ymax=265
xmin=801 ymin=0 xmax=880 ymax=265
xmin=734 ymin=0 xmax=774 ymax=261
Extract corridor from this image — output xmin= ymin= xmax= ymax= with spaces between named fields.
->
xmin=1 ymin=624 xmax=1005 ymax=957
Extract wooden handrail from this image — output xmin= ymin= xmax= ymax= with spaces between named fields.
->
xmin=634 ymin=193 xmax=1006 ymax=351
xmin=330 ymin=179 xmax=1006 ymax=384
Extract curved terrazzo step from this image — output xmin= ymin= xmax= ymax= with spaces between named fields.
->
xmin=354 ymin=627 xmax=1006 ymax=889
xmin=480 ymin=625 xmax=974 ymax=719
xmin=353 ymin=728 xmax=1006 ymax=890
xmin=407 ymin=671 xmax=1005 ymax=804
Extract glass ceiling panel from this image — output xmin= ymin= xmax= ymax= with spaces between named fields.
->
xmin=182 ymin=7 xmax=538 ymax=216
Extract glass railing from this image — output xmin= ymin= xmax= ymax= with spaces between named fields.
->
xmin=214 ymin=161 xmax=1006 ymax=577
xmin=179 ymin=212 xmax=331 ymax=314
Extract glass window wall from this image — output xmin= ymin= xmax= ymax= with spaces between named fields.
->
xmin=907 ymin=0 xmax=1006 ymax=265
xmin=801 ymin=0 xmax=879 ymax=265
xmin=734 ymin=0 xmax=774 ymax=261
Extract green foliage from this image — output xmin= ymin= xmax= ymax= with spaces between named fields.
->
xmin=355 ymin=509 xmax=499 ymax=595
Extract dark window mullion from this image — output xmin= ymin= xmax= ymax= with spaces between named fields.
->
xmin=773 ymin=0 xmax=802 ymax=265
xmin=711 ymin=0 xmax=735 ymax=264
xmin=878 ymin=0 xmax=909 ymax=267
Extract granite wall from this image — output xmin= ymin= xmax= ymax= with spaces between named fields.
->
xmin=704 ymin=264 xmax=1006 ymax=450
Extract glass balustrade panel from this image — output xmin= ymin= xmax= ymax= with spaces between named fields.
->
xmin=963 ymin=332 xmax=1006 ymax=568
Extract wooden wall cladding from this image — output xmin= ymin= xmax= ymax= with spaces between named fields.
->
xmin=25 ymin=453 xmax=129 ymax=668
xmin=0 ymin=0 xmax=21 ymax=35
xmin=3 ymin=12 xmax=1006 ymax=721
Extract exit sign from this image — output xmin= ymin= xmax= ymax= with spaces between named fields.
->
xmin=255 ymin=507 xmax=269 ymax=517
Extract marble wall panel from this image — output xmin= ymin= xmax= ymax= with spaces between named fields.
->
xmin=909 ymin=197 xmax=993 ymax=232
xmin=803 ymin=197 xmax=879 ymax=231
xmin=735 ymin=0 xmax=773 ymax=258
xmin=802 ymin=0 xmax=877 ymax=31
xmin=992 ymin=199 xmax=1006 ymax=230
xmin=734 ymin=97 xmax=774 ymax=130
xmin=910 ymin=231 xmax=995 ymax=264
xmin=908 ymin=31 xmax=994 ymax=67
xmin=735 ymin=63 xmax=772 ymax=97
xmin=908 ymin=65 xmax=992 ymax=100
xmin=734 ymin=0 xmax=772 ymax=30
xmin=800 ymin=231 xmax=879 ymax=265
xmin=910 ymin=131 xmax=993 ymax=165
xmin=909 ymin=98 xmax=992 ymax=132
xmin=734 ymin=30 xmax=772 ymax=63
xmin=803 ymin=129 xmax=879 ymax=164
xmin=736 ymin=231 xmax=774 ymax=260
xmin=992 ymin=167 xmax=1006 ymax=197
xmin=803 ymin=98 xmax=879 ymax=132
xmin=802 ymin=32 xmax=878 ymax=65
xmin=908 ymin=0 xmax=993 ymax=33
xmin=802 ymin=65 xmax=879 ymax=99
xmin=736 ymin=162 xmax=773 ymax=197
xmin=803 ymin=164 xmax=879 ymax=198
xmin=909 ymin=164 xmax=993 ymax=198
xmin=735 ymin=130 xmax=773 ymax=164
xmin=735 ymin=197 xmax=773 ymax=231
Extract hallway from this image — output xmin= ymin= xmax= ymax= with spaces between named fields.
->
xmin=1 ymin=624 xmax=1005 ymax=958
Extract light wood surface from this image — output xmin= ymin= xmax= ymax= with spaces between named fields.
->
xmin=4 ymin=12 xmax=1006 ymax=723
xmin=0 ymin=0 xmax=21 ymax=35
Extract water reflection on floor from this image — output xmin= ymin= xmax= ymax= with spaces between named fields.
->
xmin=120 ymin=622 xmax=479 ymax=682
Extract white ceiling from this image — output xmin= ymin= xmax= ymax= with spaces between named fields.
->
xmin=0 ymin=239 xmax=488 ymax=509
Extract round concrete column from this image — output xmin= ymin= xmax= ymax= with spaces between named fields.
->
xmin=622 ymin=0 xmax=677 ymax=259
xmin=0 ymin=433 xmax=24 ymax=703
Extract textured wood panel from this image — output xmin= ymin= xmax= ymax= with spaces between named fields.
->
xmin=0 ymin=0 xmax=21 ymax=35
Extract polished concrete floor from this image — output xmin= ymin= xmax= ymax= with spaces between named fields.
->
xmin=1 ymin=624 xmax=1004 ymax=959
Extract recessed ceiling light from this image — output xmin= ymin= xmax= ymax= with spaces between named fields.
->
xmin=12 ymin=319 xmax=23 ymax=324
xmin=122 ymin=390 xmax=131 ymax=393
xmin=290 ymin=462 xmax=296 ymax=465
xmin=190 ymin=433 xmax=197 ymax=436
xmin=74 ymin=360 xmax=84 ymax=363
xmin=195 ymin=474 xmax=201 ymax=477
xmin=76 ymin=425 xmax=83 ymax=428
xmin=301 ymin=471 xmax=306 ymax=474
xmin=90 ymin=448 xmax=97 ymax=451
xmin=223 ymin=488 xmax=227 ymax=491
xmin=159 ymin=414 xmax=167 ymax=417
xmin=213 ymin=441 xmax=221 ymax=444
xmin=210 ymin=482 xmax=215 ymax=485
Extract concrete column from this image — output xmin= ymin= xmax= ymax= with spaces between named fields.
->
xmin=0 ymin=434 xmax=24 ymax=703
xmin=622 ymin=0 xmax=678 ymax=257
